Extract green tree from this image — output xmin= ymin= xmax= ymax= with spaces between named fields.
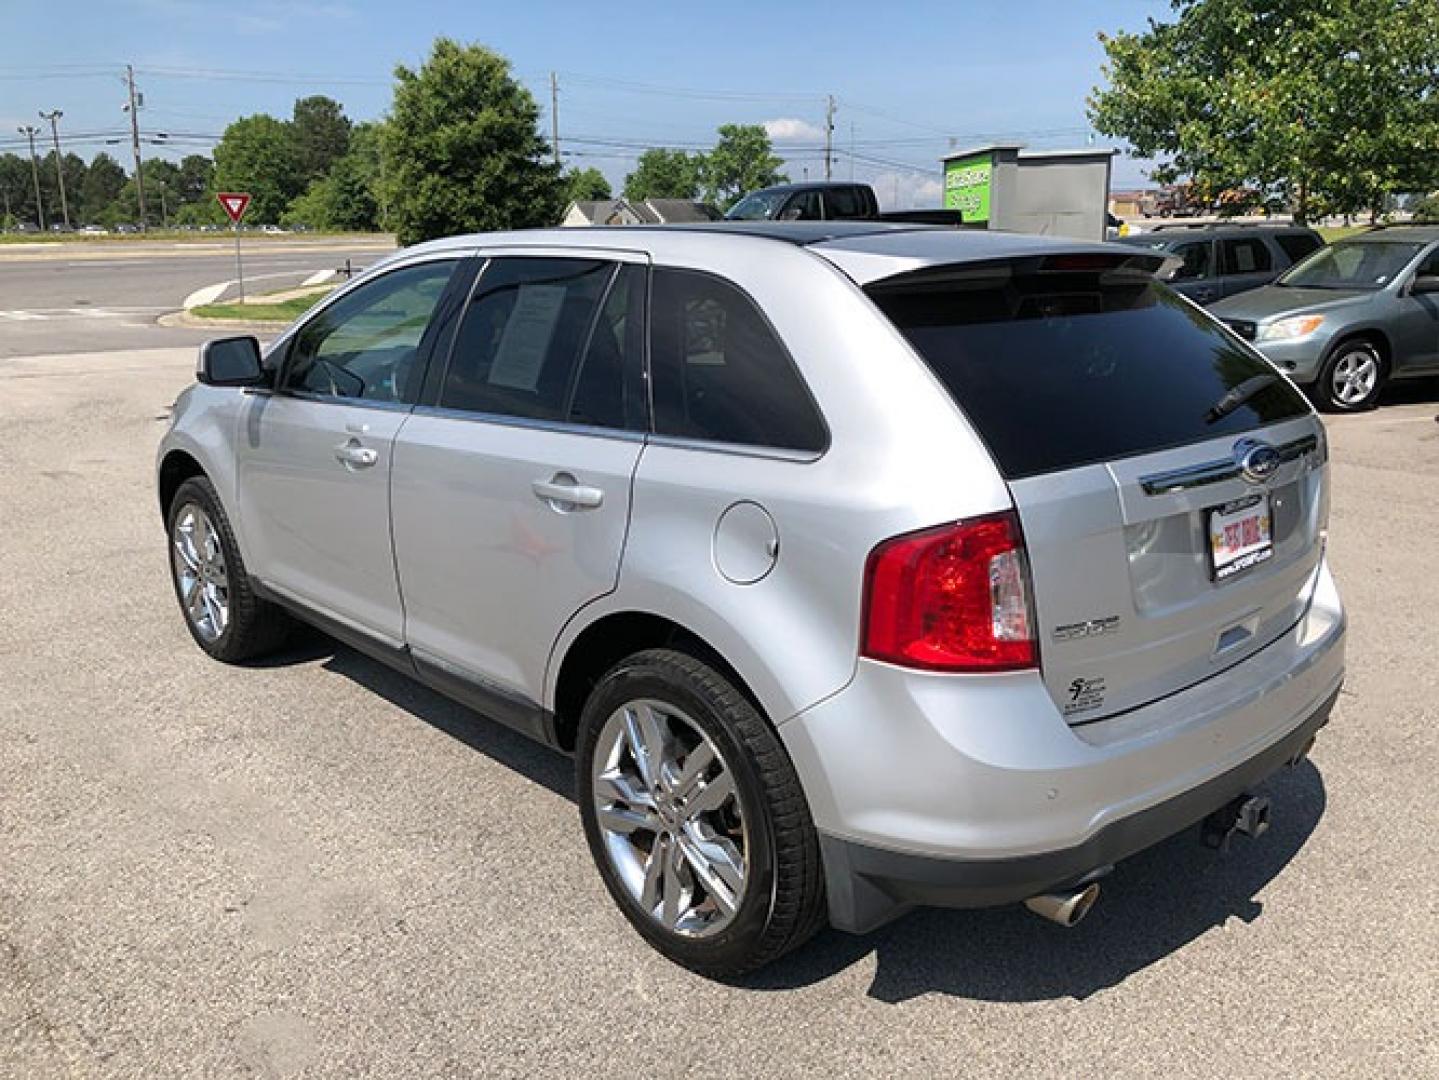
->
xmin=283 ymin=144 xmax=381 ymax=231
xmin=623 ymin=148 xmax=702 ymax=201
xmin=213 ymin=114 xmax=302 ymax=224
xmin=38 ymin=151 xmax=86 ymax=227
xmin=382 ymin=38 xmax=564 ymax=245
xmin=0 ymin=153 xmax=33 ymax=228
xmin=291 ymin=95 xmax=352 ymax=186
xmin=700 ymin=125 xmax=785 ymax=210
xmin=565 ymin=166 xmax=612 ymax=202
xmin=1089 ymin=0 xmax=1439 ymax=222
xmin=175 ymin=154 xmax=215 ymax=207
xmin=79 ymin=152 xmax=126 ymax=224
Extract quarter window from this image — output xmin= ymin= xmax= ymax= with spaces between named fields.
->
xmin=649 ymin=267 xmax=827 ymax=453
xmin=1220 ymin=237 xmax=1274 ymax=275
xmin=438 ymin=257 xmax=640 ymax=430
xmin=282 ymin=260 xmax=457 ymax=403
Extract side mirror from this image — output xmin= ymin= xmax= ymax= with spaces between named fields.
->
xmin=1410 ymin=274 xmax=1439 ymax=296
xmin=198 ymin=336 xmax=266 ymax=387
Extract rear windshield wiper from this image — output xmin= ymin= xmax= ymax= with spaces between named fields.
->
xmin=1206 ymin=374 xmax=1279 ymax=423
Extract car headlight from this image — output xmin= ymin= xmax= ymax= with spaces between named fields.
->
xmin=1258 ymin=314 xmax=1325 ymax=341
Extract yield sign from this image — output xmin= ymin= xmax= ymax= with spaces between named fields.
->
xmin=217 ymin=192 xmax=252 ymax=224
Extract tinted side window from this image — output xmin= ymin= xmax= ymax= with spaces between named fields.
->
xmin=649 ymin=268 xmax=827 ymax=453
xmin=783 ymin=191 xmax=823 ymax=220
xmin=439 ymin=257 xmax=638 ymax=430
xmin=283 ymin=260 xmax=456 ymax=403
xmin=1170 ymin=241 xmax=1211 ymax=280
xmin=1220 ymin=237 xmax=1273 ymax=275
xmin=824 ymin=187 xmax=865 ymax=218
xmin=1275 ymin=232 xmax=1323 ymax=264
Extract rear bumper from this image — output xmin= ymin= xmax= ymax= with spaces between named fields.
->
xmin=780 ymin=556 xmax=1345 ymax=933
xmin=817 ymin=687 xmax=1334 ymax=931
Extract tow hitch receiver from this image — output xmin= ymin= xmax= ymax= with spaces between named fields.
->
xmin=1202 ymin=793 xmax=1271 ymax=852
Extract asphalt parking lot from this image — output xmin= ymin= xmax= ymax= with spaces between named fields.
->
xmin=2 ymin=339 xmax=1437 ymax=1077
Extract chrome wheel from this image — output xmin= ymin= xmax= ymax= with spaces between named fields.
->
xmin=171 ymin=503 xmax=229 ymax=642
xmin=1330 ymin=348 xmax=1379 ymax=406
xmin=591 ymin=699 xmax=748 ymax=938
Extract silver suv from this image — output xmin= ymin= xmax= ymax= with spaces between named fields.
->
xmin=158 ymin=223 xmax=1346 ymax=976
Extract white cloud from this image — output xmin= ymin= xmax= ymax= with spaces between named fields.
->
xmin=762 ymin=118 xmax=825 ymax=143
xmin=869 ymin=171 xmax=944 ymax=211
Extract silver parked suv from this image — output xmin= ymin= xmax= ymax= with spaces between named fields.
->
xmin=158 ymin=222 xmax=1346 ymax=975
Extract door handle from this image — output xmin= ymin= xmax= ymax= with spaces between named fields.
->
xmin=334 ymin=442 xmax=379 ymax=469
xmin=532 ymin=475 xmax=604 ymax=509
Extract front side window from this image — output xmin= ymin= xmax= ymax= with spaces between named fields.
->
xmin=282 ymin=260 xmax=456 ymax=403
xmin=1279 ymin=240 xmax=1424 ymax=290
xmin=1168 ymin=241 xmax=1211 ymax=281
xmin=725 ymin=189 xmax=788 ymax=221
xmin=1220 ymin=237 xmax=1273 ymax=275
xmin=649 ymin=267 xmax=826 ymax=453
xmin=438 ymin=257 xmax=640 ymax=430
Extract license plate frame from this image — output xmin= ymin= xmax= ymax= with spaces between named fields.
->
xmin=1208 ymin=494 xmax=1273 ymax=582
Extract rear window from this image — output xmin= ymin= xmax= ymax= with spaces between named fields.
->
xmin=868 ymin=269 xmax=1310 ymax=479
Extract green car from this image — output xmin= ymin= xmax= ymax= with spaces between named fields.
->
xmin=1210 ymin=226 xmax=1439 ymax=411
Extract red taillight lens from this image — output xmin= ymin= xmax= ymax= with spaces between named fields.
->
xmin=862 ymin=511 xmax=1037 ymax=672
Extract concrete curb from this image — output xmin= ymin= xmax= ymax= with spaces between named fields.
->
xmin=158 ymin=311 xmax=293 ymax=333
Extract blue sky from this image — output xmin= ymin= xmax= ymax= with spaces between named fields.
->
xmin=0 ymin=0 xmax=1171 ymax=205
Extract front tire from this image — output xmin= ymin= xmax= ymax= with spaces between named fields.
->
xmin=166 ymin=475 xmax=292 ymax=662
xmin=576 ymin=649 xmax=825 ymax=977
xmin=1315 ymin=339 xmax=1385 ymax=412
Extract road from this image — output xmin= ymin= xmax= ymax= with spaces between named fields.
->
xmin=0 ymin=238 xmax=394 ymax=358
xmin=1 ymin=279 xmax=1437 ymax=1076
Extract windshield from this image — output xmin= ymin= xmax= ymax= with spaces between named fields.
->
xmin=1278 ymin=240 xmax=1422 ymax=290
xmin=726 ymin=190 xmax=788 ymax=221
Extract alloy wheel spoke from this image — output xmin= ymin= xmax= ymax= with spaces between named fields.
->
xmin=173 ymin=535 xmax=200 ymax=573
xmin=623 ymin=703 xmax=668 ymax=794
xmin=660 ymin=837 xmax=685 ymax=928
xmin=676 ymin=833 xmax=742 ymax=916
xmin=683 ymin=769 xmax=735 ymax=821
xmin=671 ymin=741 xmax=716 ymax=800
xmin=598 ymin=802 xmax=662 ymax=835
xmin=640 ymin=835 xmax=666 ymax=912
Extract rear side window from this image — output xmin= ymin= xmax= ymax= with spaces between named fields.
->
xmin=1275 ymin=232 xmax=1323 ymax=264
xmin=824 ymin=187 xmax=866 ymax=218
xmin=1220 ymin=237 xmax=1273 ymax=275
xmin=868 ymin=267 xmax=1310 ymax=479
xmin=649 ymin=267 xmax=827 ymax=453
xmin=439 ymin=257 xmax=641 ymax=430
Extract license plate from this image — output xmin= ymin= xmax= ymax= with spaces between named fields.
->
xmin=1208 ymin=495 xmax=1273 ymax=581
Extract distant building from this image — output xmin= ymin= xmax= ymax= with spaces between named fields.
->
xmin=561 ymin=198 xmax=721 ymax=227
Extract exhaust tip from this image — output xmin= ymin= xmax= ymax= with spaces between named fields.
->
xmin=1024 ymin=882 xmax=1101 ymax=928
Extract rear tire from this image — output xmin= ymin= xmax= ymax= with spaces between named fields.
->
xmin=166 ymin=475 xmax=292 ymax=662
xmin=1315 ymin=339 xmax=1385 ymax=412
xmin=576 ymin=648 xmax=825 ymax=977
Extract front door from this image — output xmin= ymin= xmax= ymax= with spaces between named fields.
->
xmin=390 ymin=253 xmax=649 ymax=707
xmin=236 ymin=256 xmax=462 ymax=645
xmin=1392 ymin=246 xmax=1439 ymax=374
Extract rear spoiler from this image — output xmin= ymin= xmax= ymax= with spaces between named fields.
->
xmin=866 ymin=250 xmax=1171 ymax=294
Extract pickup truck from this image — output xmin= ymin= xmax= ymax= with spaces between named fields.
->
xmin=725 ymin=181 xmax=966 ymax=226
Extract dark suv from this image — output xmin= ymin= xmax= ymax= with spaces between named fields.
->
xmin=1120 ymin=225 xmax=1325 ymax=305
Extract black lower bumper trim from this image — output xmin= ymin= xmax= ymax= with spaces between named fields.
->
xmin=821 ymin=687 xmax=1338 ymax=934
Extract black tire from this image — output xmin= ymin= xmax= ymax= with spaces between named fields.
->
xmin=576 ymin=648 xmax=826 ymax=977
xmin=166 ymin=475 xmax=292 ymax=662
xmin=1314 ymin=338 xmax=1386 ymax=412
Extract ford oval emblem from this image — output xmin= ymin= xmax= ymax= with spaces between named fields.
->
xmin=1234 ymin=438 xmax=1282 ymax=485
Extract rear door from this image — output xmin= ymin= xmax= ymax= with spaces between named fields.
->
xmin=867 ymin=259 xmax=1325 ymax=723
xmin=389 ymin=251 xmax=649 ymax=716
xmin=1163 ymin=240 xmax=1220 ymax=304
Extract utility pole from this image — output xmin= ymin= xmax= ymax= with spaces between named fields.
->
xmin=550 ymin=71 xmax=561 ymax=166
xmin=124 ymin=64 xmax=147 ymax=231
xmin=38 ymin=109 xmax=70 ymax=229
xmin=17 ymin=126 xmax=45 ymax=230
xmin=824 ymin=95 xmax=835 ymax=181
xmin=157 ymin=183 xmax=169 ymax=229
xmin=849 ymin=121 xmax=855 ymax=181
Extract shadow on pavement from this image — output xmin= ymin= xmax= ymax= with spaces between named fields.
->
xmin=275 ymin=635 xmax=1327 ymax=1006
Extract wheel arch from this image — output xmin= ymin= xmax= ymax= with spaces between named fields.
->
xmin=1326 ymin=326 xmax=1391 ymax=370
xmin=158 ymin=448 xmax=208 ymax=521
xmin=549 ymin=609 xmax=772 ymax=753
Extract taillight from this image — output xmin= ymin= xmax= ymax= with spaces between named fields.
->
xmin=862 ymin=511 xmax=1037 ymax=672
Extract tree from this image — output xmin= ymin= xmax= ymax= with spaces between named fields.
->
xmin=38 ymin=152 xmax=86 ymax=227
xmin=382 ymin=38 xmax=564 ymax=245
xmin=0 ymin=153 xmax=33 ymax=228
xmin=623 ymin=149 xmax=702 ymax=201
xmin=175 ymin=154 xmax=215 ymax=207
xmin=1089 ymin=0 xmax=1439 ymax=222
xmin=700 ymin=125 xmax=785 ymax=210
xmin=284 ymin=142 xmax=381 ymax=231
xmin=79 ymin=152 xmax=126 ymax=224
xmin=565 ymin=166 xmax=611 ymax=203
xmin=213 ymin=114 xmax=302 ymax=224
xmin=291 ymin=95 xmax=352 ymax=186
